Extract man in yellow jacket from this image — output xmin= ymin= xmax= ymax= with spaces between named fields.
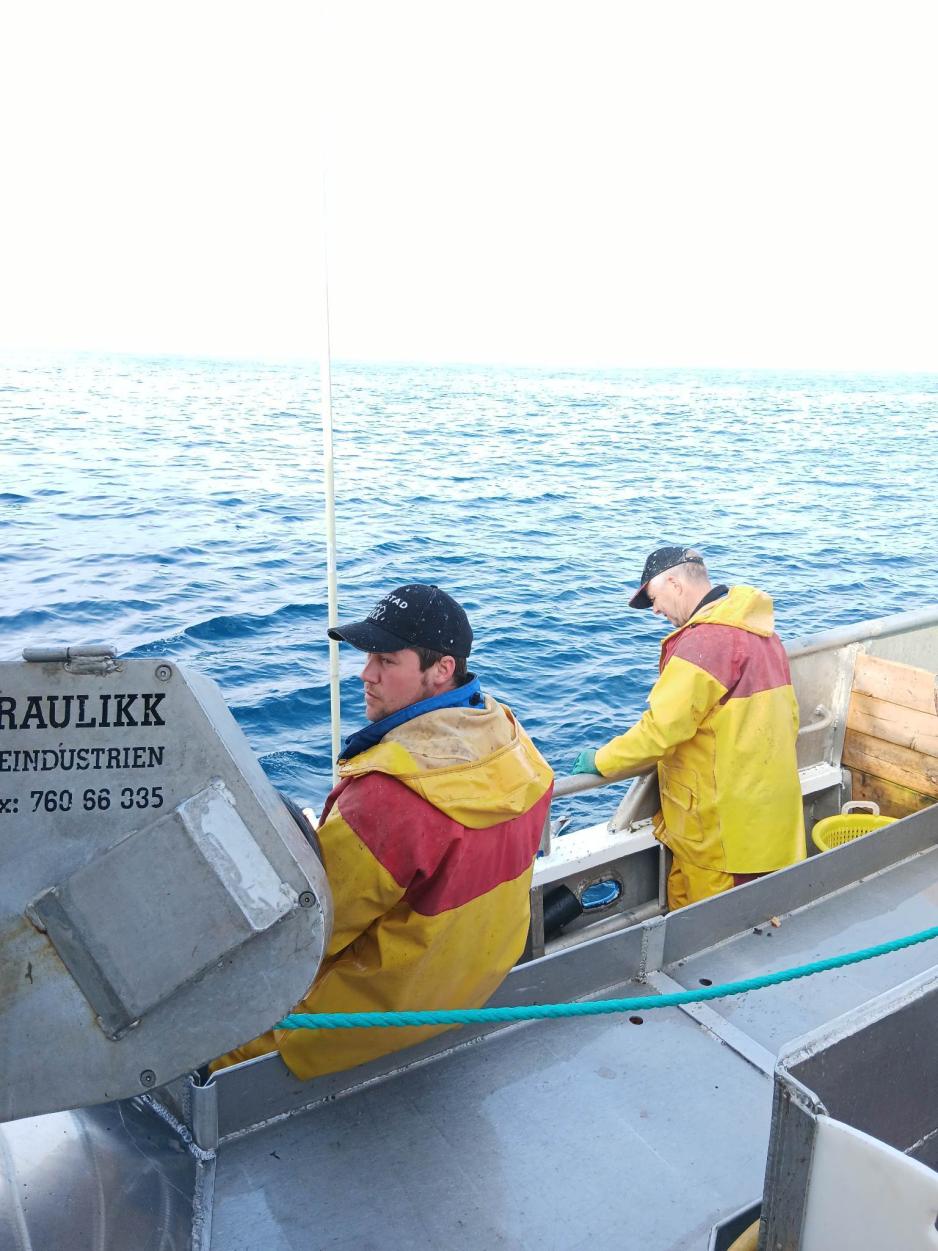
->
xmin=214 ymin=583 xmax=553 ymax=1080
xmin=572 ymin=547 xmax=805 ymax=910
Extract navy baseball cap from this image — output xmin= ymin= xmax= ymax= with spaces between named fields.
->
xmin=328 ymin=584 xmax=473 ymax=657
xmin=629 ymin=546 xmax=705 ymax=610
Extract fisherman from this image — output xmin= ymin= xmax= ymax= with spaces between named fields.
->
xmin=571 ymin=547 xmax=805 ymax=910
xmin=213 ymin=583 xmax=553 ymax=1080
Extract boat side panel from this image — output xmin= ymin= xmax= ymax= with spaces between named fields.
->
xmin=866 ymin=621 xmax=938 ymax=673
xmin=662 ymin=802 xmax=938 ymax=966
xmin=787 ymin=610 xmax=938 ymax=664
xmin=789 ymin=980 xmax=938 ymax=1167
xmin=761 ymin=966 xmax=938 ymax=1248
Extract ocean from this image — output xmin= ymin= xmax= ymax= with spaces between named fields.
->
xmin=2 ymin=351 xmax=936 ymax=826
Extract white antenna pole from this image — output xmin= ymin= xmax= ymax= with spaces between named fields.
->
xmin=320 ymin=176 xmax=341 ymax=785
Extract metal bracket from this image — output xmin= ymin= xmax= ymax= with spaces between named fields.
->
xmin=646 ymin=971 xmax=777 ymax=1077
xmin=189 ymin=1077 xmax=220 ymax=1153
xmin=523 ymin=884 xmax=546 ymax=962
xmin=637 ymin=914 xmax=667 ymax=981
xmin=798 ymin=703 xmax=833 ymax=735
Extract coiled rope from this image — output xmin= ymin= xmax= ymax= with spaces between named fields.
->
xmin=276 ymin=922 xmax=938 ymax=1031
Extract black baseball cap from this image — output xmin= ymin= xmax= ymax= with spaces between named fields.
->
xmin=327 ymin=583 xmax=473 ymax=657
xmin=629 ymin=546 xmax=705 ymax=610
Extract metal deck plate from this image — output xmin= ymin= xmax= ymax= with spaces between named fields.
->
xmin=206 ymin=823 xmax=938 ymax=1251
xmin=211 ymin=1000 xmax=773 ymax=1251
xmin=669 ymin=845 xmax=938 ymax=1055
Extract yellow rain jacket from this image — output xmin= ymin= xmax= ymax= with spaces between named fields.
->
xmin=595 ymin=586 xmax=805 ymax=876
xmin=214 ymin=696 xmax=552 ymax=1081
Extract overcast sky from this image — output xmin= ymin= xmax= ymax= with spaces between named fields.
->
xmin=2 ymin=1 xmax=936 ymax=371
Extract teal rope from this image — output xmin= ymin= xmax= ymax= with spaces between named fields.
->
xmin=276 ymin=923 xmax=938 ymax=1031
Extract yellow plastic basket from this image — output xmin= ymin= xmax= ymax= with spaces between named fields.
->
xmin=811 ymin=812 xmax=896 ymax=852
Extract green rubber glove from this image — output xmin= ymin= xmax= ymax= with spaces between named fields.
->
xmin=571 ymin=748 xmax=602 ymax=775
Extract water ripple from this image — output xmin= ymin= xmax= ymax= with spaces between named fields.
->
xmin=1 ymin=350 xmax=936 ymax=824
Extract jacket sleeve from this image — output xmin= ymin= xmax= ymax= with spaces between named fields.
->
xmin=594 ymin=655 xmax=729 ymax=777
xmin=316 ymin=782 xmax=409 ymax=957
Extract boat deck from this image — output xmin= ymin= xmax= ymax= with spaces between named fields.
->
xmin=3 ymin=807 xmax=937 ymax=1251
xmin=207 ymin=811 xmax=938 ymax=1251
xmin=215 ymin=989 xmax=772 ymax=1251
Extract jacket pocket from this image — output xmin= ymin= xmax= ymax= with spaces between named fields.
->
xmin=659 ymin=766 xmax=704 ymax=845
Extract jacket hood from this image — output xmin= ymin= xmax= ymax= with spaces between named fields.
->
xmin=661 ymin=585 xmax=776 ymax=658
xmin=338 ymin=695 xmax=553 ymax=829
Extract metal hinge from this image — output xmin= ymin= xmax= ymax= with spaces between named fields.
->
xmin=22 ymin=645 xmax=120 ymax=675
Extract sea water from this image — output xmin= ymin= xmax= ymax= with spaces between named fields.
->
xmin=2 ymin=351 xmax=936 ymax=825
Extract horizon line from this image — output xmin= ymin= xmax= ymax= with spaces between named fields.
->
xmin=2 ymin=343 xmax=937 ymax=380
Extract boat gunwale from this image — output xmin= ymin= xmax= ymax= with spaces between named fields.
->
xmin=787 ymin=603 xmax=938 ymax=659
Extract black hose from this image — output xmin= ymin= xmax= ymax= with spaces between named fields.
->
xmin=543 ymin=884 xmax=583 ymax=939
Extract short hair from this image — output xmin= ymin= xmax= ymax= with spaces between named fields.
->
xmin=675 ymin=550 xmax=709 ymax=583
xmin=414 ymin=646 xmax=468 ymax=683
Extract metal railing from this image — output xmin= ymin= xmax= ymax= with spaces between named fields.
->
xmin=552 ymin=770 xmax=644 ymax=799
xmin=551 ymin=705 xmax=832 ymax=800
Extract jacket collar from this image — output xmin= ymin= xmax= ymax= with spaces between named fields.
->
xmin=339 ymin=674 xmax=483 ymax=762
xmin=690 ymin=584 xmax=729 ymax=617
xmin=658 ymin=584 xmax=729 ymax=667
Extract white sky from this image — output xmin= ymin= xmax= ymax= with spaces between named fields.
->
xmin=1 ymin=1 xmax=937 ymax=371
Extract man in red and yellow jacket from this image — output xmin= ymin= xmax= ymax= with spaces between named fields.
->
xmin=572 ymin=547 xmax=805 ymax=910
xmin=214 ymin=583 xmax=553 ymax=1081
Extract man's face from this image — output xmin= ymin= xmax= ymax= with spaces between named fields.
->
xmin=646 ymin=570 xmax=692 ymax=628
xmin=359 ymin=649 xmax=439 ymax=722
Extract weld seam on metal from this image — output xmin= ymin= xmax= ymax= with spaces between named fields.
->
xmin=139 ymin=1094 xmax=216 ymax=1163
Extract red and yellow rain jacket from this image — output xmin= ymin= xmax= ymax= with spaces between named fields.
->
xmin=595 ymin=586 xmax=805 ymax=875
xmin=236 ymin=696 xmax=552 ymax=1082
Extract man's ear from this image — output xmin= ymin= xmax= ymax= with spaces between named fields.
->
xmin=435 ymin=655 xmax=457 ymax=686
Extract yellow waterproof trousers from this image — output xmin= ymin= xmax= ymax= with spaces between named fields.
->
xmin=666 ymin=857 xmax=735 ymax=910
xmin=666 ymin=856 xmax=769 ymax=910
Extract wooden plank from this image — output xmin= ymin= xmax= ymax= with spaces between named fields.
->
xmin=846 ymin=691 xmax=938 ymax=757
xmin=851 ymin=653 xmax=938 ymax=716
xmin=843 ymin=730 xmax=938 ymax=798
xmin=844 ymin=730 xmax=938 ymax=784
xmin=850 ymin=771 xmax=935 ymax=819
xmin=842 ymin=652 xmax=938 ymax=816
